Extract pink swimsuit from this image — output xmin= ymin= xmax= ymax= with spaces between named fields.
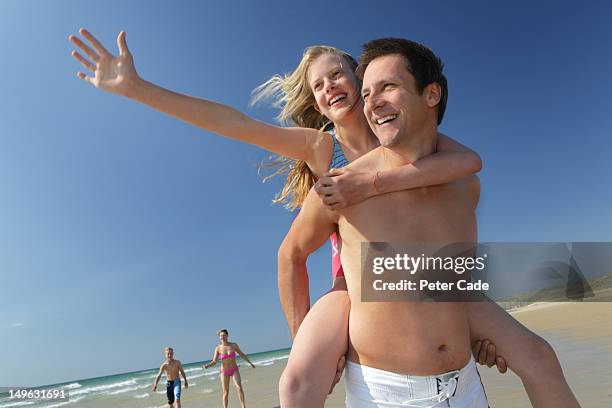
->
xmin=219 ymin=351 xmax=239 ymax=376
xmin=328 ymin=129 xmax=348 ymax=281
xmin=330 ymin=232 xmax=345 ymax=279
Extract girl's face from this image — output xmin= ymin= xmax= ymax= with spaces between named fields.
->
xmin=307 ymin=53 xmax=361 ymax=123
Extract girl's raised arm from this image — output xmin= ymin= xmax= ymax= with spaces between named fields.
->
xmin=69 ymin=29 xmax=325 ymax=166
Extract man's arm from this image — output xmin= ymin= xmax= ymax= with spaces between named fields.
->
xmin=152 ymin=363 xmax=166 ymax=391
xmin=278 ymin=187 xmax=339 ymax=339
xmin=178 ymin=361 xmax=188 ymax=387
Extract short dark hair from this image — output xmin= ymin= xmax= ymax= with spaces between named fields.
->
xmin=217 ymin=328 xmax=228 ymax=336
xmin=357 ymin=38 xmax=448 ymax=124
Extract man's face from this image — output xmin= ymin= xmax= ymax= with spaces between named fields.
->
xmin=165 ymin=348 xmax=174 ymax=360
xmin=361 ymin=54 xmax=431 ymax=148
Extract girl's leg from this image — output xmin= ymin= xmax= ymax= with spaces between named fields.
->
xmin=468 ymin=298 xmax=580 ymax=407
xmin=220 ymin=372 xmax=231 ymax=408
xmin=279 ymin=278 xmax=350 ymax=408
xmin=232 ymin=370 xmax=247 ymax=408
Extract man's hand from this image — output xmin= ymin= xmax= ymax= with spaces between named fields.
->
xmin=152 ymin=385 xmax=157 ymax=392
xmin=314 ymin=168 xmax=376 ymax=210
xmin=472 ymin=339 xmax=508 ymax=373
xmin=328 ymin=354 xmax=346 ymax=394
xmin=69 ymin=28 xmax=139 ymax=97
xmin=184 ymin=382 xmax=188 ymax=389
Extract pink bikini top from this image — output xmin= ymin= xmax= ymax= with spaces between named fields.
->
xmin=219 ymin=351 xmax=236 ymax=360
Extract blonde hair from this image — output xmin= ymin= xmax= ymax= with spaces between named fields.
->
xmin=251 ymin=46 xmax=358 ymax=210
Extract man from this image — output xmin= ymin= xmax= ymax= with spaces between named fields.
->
xmin=278 ymin=38 xmax=487 ymax=407
xmin=152 ymin=346 xmax=189 ymax=408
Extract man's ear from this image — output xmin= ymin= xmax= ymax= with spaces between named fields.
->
xmin=425 ymin=83 xmax=442 ymax=108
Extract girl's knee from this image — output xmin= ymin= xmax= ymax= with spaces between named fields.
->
xmin=519 ymin=335 xmax=561 ymax=378
xmin=279 ymin=367 xmax=303 ymax=397
xmin=529 ymin=336 xmax=557 ymax=362
xmin=534 ymin=337 xmax=560 ymax=369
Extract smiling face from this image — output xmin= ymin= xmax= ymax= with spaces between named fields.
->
xmin=307 ymin=53 xmax=361 ymax=123
xmin=218 ymin=330 xmax=228 ymax=342
xmin=361 ymin=54 xmax=438 ymax=148
xmin=165 ymin=347 xmax=174 ymax=361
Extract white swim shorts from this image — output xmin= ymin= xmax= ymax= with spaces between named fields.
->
xmin=344 ymin=356 xmax=488 ymax=407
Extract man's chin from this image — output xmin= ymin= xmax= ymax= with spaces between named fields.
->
xmin=375 ymin=132 xmax=399 ymax=148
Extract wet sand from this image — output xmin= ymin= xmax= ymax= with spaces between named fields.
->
xmin=479 ymin=302 xmax=612 ymax=407
xmin=85 ymin=302 xmax=610 ymax=407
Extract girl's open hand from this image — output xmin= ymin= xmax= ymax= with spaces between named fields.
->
xmin=69 ymin=28 xmax=139 ymax=97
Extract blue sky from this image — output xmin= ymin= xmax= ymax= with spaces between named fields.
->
xmin=1 ymin=0 xmax=611 ymax=386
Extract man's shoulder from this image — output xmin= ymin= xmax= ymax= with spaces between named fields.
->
xmin=456 ymin=175 xmax=480 ymax=192
xmin=434 ymin=175 xmax=480 ymax=206
xmin=345 ymin=146 xmax=383 ymax=171
xmin=452 ymin=174 xmax=479 ymax=186
xmin=432 ymin=175 xmax=479 ymax=192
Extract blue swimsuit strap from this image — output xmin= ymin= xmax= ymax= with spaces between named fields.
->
xmin=328 ymin=128 xmax=349 ymax=170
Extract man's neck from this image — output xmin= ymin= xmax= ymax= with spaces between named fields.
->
xmin=382 ymin=126 xmax=438 ymax=166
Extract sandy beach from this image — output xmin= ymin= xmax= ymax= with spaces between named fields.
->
xmin=479 ymin=301 xmax=612 ymax=407
xmin=19 ymin=301 xmax=608 ymax=408
xmin=173 ymin=302 xmax=612 ymax=407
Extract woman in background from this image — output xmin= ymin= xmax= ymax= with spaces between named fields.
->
xmin=205 ymin=328 xmax=255 ymax=408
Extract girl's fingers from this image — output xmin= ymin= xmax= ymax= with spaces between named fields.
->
xmin=117 ymin=31 xmax=131 ymax=56
xmin=325 ymin=203 xmax=344 ymax=211
xmin=71 ymin=50 xmax=95 ymax=73
xmin=317 ymin=176 xmax=335 ymax=187
xmin=79 ymin=28 xmax=110 ymax=56
xmin=76 ymin=72 xmax=94 ymax=86
xmin=325 ymin=168 xmax=344 ymax=177
xmin=322 ymin=195 xmax=339 ymax=206
xmin=69 ymin=34 xmax=100 ymax=62
xmin=315 ymin=184 xmax=335 ymax=195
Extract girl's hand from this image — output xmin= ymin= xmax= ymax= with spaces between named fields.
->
xmin=69 ymin=28 xmax=139 ymax=97
xmin=314 ymin=168 xmax=376 ymax=210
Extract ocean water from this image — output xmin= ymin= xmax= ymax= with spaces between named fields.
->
xmin=0 ymin=348 xmax=290 ymax=408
